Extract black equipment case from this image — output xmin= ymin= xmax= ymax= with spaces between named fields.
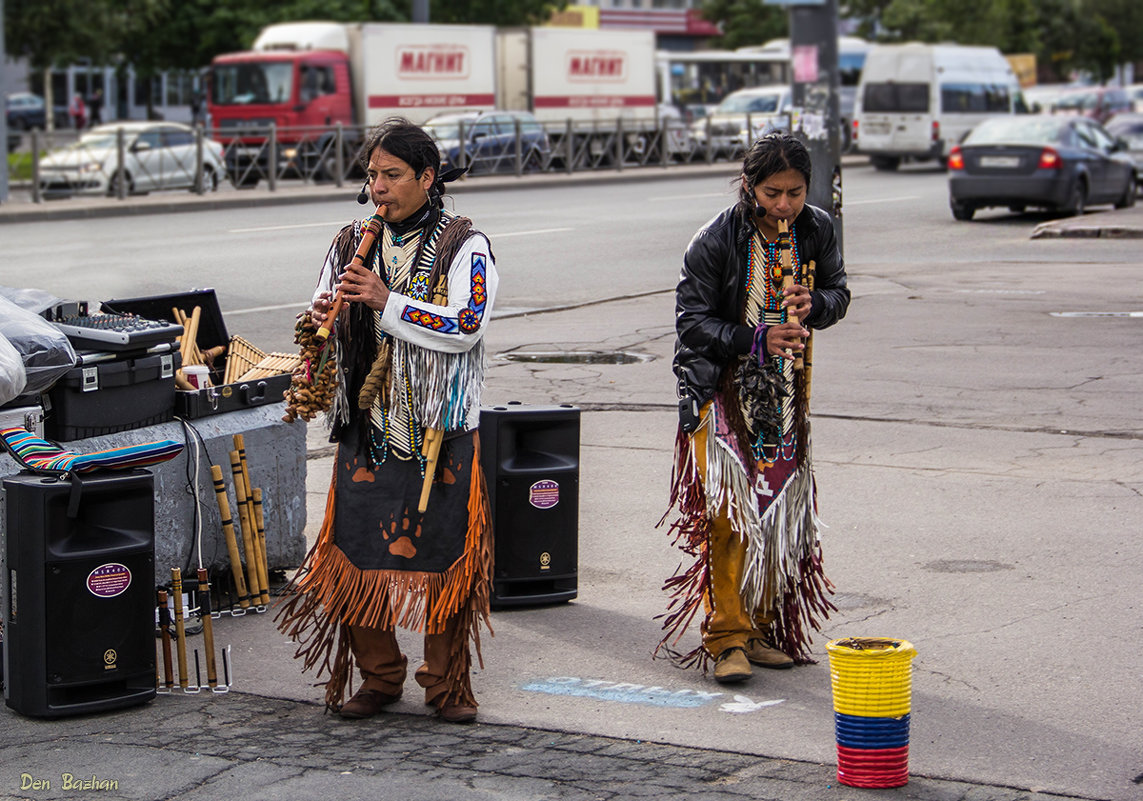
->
xmin=102 ymin=290 xmax=291 ymax=419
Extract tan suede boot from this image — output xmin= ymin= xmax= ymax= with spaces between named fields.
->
xmin=713 ymin=647 xmax=752 ymax=684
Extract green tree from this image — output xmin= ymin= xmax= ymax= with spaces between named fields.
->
xmin=698 ymin=0 xmax=787 ymax=50
xmin=4 ymin=0 xmax=165 ymax=128
xmin=432 ymin=0 xmax=567 ymax=26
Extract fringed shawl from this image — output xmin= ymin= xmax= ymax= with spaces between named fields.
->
xmin=322 ymin=213 xmax=489 ymax=451
xmin=658 ymin=375 xmax=834 ymax=670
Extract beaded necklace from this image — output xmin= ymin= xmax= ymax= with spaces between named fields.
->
xmin=745 ymin=223 xmax=800 ymax=464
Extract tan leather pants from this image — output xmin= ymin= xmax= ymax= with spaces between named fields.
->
xmin=692 ymin=408 xmax=772 ymax=659
xmin=348 ymin=617 xmax=461 ymax=705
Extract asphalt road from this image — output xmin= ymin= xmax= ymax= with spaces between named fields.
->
xmin=0 ymin=163 xmax=1141 ymax=800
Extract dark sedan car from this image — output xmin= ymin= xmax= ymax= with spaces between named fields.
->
xmin=424 ymin=110 xmax=551 ymax=175
xmin=1105 ymin=113 xmax=1143 ymax=184
xmin=948 ymin=115 xmax=1137 ymax=220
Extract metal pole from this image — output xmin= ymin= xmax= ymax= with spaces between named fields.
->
xmin=31 ymin=130 xmax=42 ymax=203
xmin=615 ymin=116 xmax=624 ymax=172
xmin=565 ymin=119 xmax=573 ymax=175
xmin=267 ymin=124 xmax=277 ymax=192
xmin=514 ymin=118 xmax=523 ymax=177
xmin=194 ymin=126 xmax=205 ymax=194
xmin=335 ymin=124 xmax=344 ymax=187
xmin=412 ymin=0 xmax=429 ymax=23
xmin=789 ymin=0 xmax=842 ymax=252
xmin=0 ymin=0 xmax=9 ymax=203
xmin=116 ymin=127 xmax=127 ymax=200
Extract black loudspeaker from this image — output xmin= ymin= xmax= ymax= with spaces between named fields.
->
xmin=479 ymin=403 xmax=579 ymax=608
xmin=3 ymin=470 xmax=157 ymax=717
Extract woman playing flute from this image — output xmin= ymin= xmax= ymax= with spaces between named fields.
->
xmin=660 ymin=132 xmax=850 ymax=683
xmin=278 ymin=118 xmax=498 ymax=724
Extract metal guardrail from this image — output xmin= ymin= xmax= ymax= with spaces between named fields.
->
xmin=6 ymin=116 xmax=776 ymax=203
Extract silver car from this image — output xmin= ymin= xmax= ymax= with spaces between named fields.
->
xmin=38 ymin=121 xmax=226 ymax=197
xmin=689 ymin=86 xmax=792 ymax=156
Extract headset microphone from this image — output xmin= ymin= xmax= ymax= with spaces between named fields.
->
xmin=356 ymin=181 xmax=370 ymax=205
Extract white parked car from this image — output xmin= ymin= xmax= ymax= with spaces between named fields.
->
xmin=38 ymin=121 xmax=226 ymax=197
xmin=689 ymin=86 xmax=792 ymax=156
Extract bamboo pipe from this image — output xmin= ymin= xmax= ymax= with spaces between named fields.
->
xmin=316 ymin=211 xmax=384 ymax=341
xmin=157 ymin=589 xmax=174 ymax=691
xmin=233 ymin=435 xmax=269 ymax=604
xmin=197 ymin=568 xmax=219 ymax=690
xmin=417 ymin=428 xmax=444 ymax=513
xmin=171 ymin=568 xmax=189 ymax=689
xmin=210 ymin=465 xmax=251 ymax=609
xmin=252 ymin=487 xmax=270 ymax=600
xmin=777 ymin=218 xmax=803 ymax=370
xmin=230 ymin=450 xmax=267 ymax=607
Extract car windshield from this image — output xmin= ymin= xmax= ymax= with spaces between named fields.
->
xmin=965 ymin=117 xmax=1065 ymax=145
xmin=212 ymin=62 xmax=294 ymax=106
xmin=68 ymin=131 xmax=124 ymax=149
xmin=425 ymin=121 xmax=468 ymax=140
xmin=716 ymin=92 xmax=782 ymax=114
xmin=1055 ymin=92 xmax=1095 ymax=111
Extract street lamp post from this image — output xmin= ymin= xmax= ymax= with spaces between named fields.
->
xmin=766 ymin=0 xmax=843 ymax=253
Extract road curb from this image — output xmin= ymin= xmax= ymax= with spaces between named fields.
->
xmin=0 ymin=163 xmax=743 ymax=225
xmin=1031 ymin=221 xmax=1143 ymax=239
xmin=0 ymin=156 xmax=873 ymax=225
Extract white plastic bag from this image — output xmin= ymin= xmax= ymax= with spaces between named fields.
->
xmin=0 ymin=331 xmax=28 ymax=405
xmin=0 ymin=295 xmax=77 ymax=395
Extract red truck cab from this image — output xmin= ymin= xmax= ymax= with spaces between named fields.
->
xmin=208 ymin=50 xmax=354 ymax=186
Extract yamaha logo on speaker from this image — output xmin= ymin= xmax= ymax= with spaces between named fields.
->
xmin=103 ymin=649 xmax=118 ymax=669
xmin=539 ymin=552 xmax=551 ymax=571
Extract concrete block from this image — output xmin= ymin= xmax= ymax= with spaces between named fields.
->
xmin=0 ymin=405 xmax=307 ymax=580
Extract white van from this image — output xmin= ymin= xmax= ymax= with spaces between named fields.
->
xmin=854 ymin=43 xmax=1020 ymax=170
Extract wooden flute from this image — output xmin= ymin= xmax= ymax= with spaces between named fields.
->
xmin=776 ymin=218 xmax=804 ymax=371
xmin=315 ymin=210 xmax=385 ymax=341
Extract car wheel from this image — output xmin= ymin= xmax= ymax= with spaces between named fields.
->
xmin=232 ymin=171 xmax=259 ymax=189
xmin=1114 ymin=175 xmax=1137 ymax=209
xmin=200 ymin=166 xmax=219 ymax=193
xmin=951 ymin=202 xmax=975 ymax=221
xmin=108 ymin=171 xmax=134 ymax=197
xmin=1062 ymin=179 xmax=1087 ymax=217
xmin=870 ymin=155 xmax=900 ymax=171
xmin=521 ymin=147 xmax=544 ymax=174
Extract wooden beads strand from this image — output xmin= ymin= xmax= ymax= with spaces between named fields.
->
xmin=282 ymin=311 xmax=338 ymax=423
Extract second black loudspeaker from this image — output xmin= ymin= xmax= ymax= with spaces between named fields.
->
xmin=479 ymin=403 xmax=579 ymax=608
xmin=3 ymin=470 xmax=157 ymax=718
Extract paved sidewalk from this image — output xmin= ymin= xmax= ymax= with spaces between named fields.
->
xmin=2 ymin=159 xmax=1141 ymax=801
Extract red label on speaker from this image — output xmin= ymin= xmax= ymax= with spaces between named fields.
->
xmin=87 ymin=563 xmax=132 ymax=598
xmin=529 ymin=479 xmax=560 ymax=509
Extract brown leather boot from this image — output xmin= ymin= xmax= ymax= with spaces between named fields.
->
xmin=437 ymin=702 xmax=478 ymax=724
xmin=745 ymin=638 xmax=795 ymax=669
xmin=338 ymin=688 xmax=402 ymax=719
xmin=713 ymin=647 xmax=752 ymax=684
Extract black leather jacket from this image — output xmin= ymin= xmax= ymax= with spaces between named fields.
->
xmin=673 ymin=202 xmax=850 ymax=406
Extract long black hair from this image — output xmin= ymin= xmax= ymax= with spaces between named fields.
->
xmin=736 ymin=131 xmax=812 ymax=212
xmin=359 ymin=116 xmax=447 ymax=204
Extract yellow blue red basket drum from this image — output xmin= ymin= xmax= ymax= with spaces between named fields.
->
xmin=826 ymin=637 xmax=917 ymax=788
